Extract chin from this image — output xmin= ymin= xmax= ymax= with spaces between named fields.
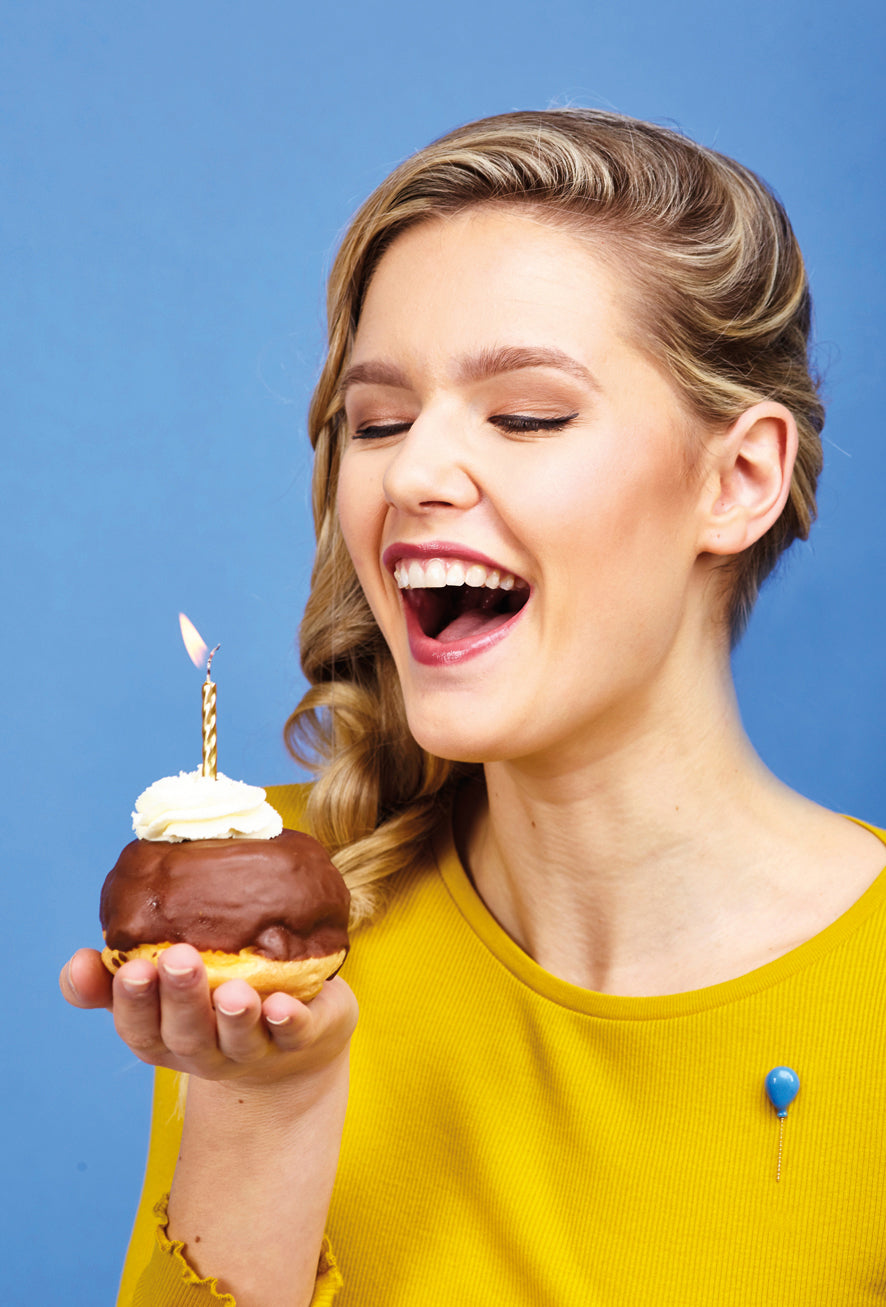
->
xmin=406 ymin=725 xmax=487 ymax=765
xmin=403 ymin=708 xmax=521 ymax=767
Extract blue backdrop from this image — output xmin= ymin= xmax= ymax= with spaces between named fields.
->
xmin=4 ymin=1 xmax=883 ymax=1298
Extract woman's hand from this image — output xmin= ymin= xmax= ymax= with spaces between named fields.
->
xmin=60 ymin=944 xmax=358 ymax=1092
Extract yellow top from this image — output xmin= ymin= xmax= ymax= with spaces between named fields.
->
xmin=121 ymin=786 xmax=886 ymax=1305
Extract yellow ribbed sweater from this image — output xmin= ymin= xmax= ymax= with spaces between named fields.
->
xmin=121 ymin=786 xmax=886 ymax=1305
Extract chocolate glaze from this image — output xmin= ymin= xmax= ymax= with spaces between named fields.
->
xmin=100 ymin=829 xmax=350 ymax=961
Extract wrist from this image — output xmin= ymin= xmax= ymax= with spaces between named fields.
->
xmin=188 ymin=1046 xmax=350 ymax=1128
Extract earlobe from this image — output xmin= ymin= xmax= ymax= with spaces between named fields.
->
xmin=699 ymin=403 xmax=798 ymax=557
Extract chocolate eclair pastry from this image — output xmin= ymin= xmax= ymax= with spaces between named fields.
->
xmin=100 ymin=829 xmax=350 ymax=999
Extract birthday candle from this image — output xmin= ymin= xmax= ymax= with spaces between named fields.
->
xmin=179 ymin=612 xmax=220 ymax=780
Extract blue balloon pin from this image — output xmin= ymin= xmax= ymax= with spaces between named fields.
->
xmin=765 ymin=1066 xmax=800 ymax=1182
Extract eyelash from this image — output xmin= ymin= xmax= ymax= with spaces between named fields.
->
xmin=353 ymin=422 xmax=411 ymax=441
xmin=490 ymin=412 xmax=579 ymax=434
xmin=352 ymin=413 xmax=579 ymax=440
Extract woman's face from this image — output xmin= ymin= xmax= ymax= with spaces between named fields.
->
xmin=337 ymin=208 xmax=718 ymax=768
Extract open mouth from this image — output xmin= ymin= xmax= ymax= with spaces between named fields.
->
xmin=392 ymin=556 xmax=530 ymax=645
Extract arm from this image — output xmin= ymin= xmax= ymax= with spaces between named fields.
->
xmin=61 ymin=944 xmax=357 ymax=1307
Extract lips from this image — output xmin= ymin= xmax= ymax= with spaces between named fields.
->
xmin=382 ymin=543 xmax=530 ymax=665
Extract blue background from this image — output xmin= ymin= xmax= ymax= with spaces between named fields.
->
xmin=3 ymin=1 xmax=883 ymax=1298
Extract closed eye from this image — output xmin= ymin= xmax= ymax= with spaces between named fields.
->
xmin=353 ymin=421 xmax=412 ymax=441
xmin=489 ymin=412 xmax=579 ymax=435
xmin=353 ymin=412 xmax=579 ymax=440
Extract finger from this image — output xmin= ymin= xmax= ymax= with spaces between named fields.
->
xmin=261 ymin=991 xmax=314 ymax=1049
xmin=60 ymin=949 xmax=114 ymax=1011
xmin=213 ymin=981 xmax=269 ymax=1064
xmin=263 ymin=976 xmax=358 ymax=1059
xmin=112 ymin=958 xmax=162 ymax=1060
xmin=295 ymin=976 xmax=359 ymax=1041
xmin=156 ymin=944 xmax=217 ymax=1062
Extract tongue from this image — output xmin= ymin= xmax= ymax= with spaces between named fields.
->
xmin=436 ymin=607 xmax=513 ymax=644
xmin=407 ymin=583 xmax=521 ymax=644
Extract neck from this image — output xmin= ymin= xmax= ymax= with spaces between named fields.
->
xmin=462 ymin=662 xmax=881 ymax=996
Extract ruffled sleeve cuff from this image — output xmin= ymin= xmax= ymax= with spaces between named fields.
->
xmin=132 ymin=1194 xmax=343 ymax=1306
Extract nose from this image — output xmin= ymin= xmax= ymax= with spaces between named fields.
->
xmin=382 ymin=410 xmax=481 ymax=514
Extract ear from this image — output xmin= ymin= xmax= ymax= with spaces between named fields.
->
xmin=698 ymin=402 xmax=798 ymax=556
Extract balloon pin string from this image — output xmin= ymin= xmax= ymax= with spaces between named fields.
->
xmin=776 ymin=1115 xmax=786 ymax=1183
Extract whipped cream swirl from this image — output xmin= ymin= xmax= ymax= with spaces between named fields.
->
xmin=132 ymin=770 xmax=284 ymax=842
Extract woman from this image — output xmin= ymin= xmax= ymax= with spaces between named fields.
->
xmin=63 ymin=109 xmax=886 ymax=1305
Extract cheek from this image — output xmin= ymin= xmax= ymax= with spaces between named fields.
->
xmin=500 ymin=457 xmax=624 ymax=561
xmin=336 ymin=455 xmax=381 ymax=573
xmin=512 ymin=450 xmax=698 ymax=596
xmin=335 ymin=455 xmax=399 ymax=644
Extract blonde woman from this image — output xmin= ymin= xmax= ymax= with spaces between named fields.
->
xmin=63 ymin=110 xmax=886 ymax=1306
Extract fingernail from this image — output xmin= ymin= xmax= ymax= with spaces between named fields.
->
xmin=216 ymin=1002 xmax=247 ymax=1017
xmin=121 ymin=975 xmax=153 ymax=995
xmin=64 ymin=961 xmax=80 ymax=1000
xmin=265 ymin=1014 xmax=291 ymax=1027
xmin=163 ymin=963 xmax=196 ymax=981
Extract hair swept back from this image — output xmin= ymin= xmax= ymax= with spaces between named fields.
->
xmin=285 ymin=108 xmax=825 ymax=923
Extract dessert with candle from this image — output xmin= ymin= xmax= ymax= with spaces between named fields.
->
xmin=98 ymin=616 xmax=350 ymax=999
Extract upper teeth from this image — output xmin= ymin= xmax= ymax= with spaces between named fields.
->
xmin=393 ymin=557 xmax=523 ymax=591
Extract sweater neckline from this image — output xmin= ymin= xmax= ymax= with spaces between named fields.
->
xmin=434 ymin=818 xmax=886 ymax=1019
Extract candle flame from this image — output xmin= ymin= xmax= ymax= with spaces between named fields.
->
xmin=179 ymin=612 xmax=209 ymax=672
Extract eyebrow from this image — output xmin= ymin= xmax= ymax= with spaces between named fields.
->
xmin=340 ymin=345 xmax=599 ymax=395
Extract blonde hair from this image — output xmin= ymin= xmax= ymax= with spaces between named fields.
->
xmin=285 ymin=109 xmax=825 ymax=921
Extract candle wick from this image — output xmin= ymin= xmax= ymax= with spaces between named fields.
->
xmin=205 ymin=644 xmax=221 ymax=679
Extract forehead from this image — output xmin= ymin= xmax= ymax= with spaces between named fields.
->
xmin=354 ymin=208 xmax=630 ymax=366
